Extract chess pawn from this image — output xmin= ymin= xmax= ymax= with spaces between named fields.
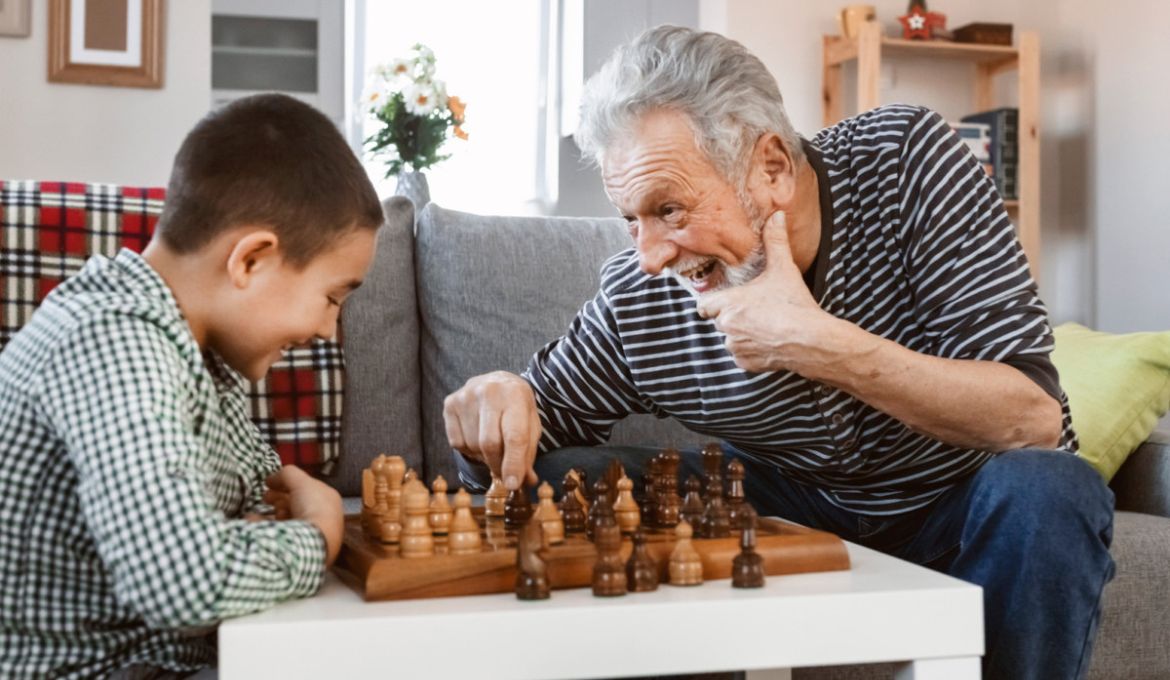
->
xmin=726 ymin=459 xmax=746 ymax=527
xmin=560 ymin=476 xmax=587 ymax=535
xmin=591 ymin=520 xmax=627 ymax=597
xmin=428 ymin=475 xmax=453 ymax=535
xmin=655 ymin=449 xmax=682 ymax=528
xmin=399 ymin=478 xmax=435 ymax=558
xmin=505 ymin=486 xmax=534 ymax=529
xmin=484 ymin=476 xmax=507 ymax=518
xmin=534 ymin=482 xmax=565 ymax=545
xmin=732 ymin=507 xmax=766 ymax=589
xmin=613 ymin=476 xmax=641 ymax=535
xmin=586 ymin=480 xmax=611 ymax=540
xmin=668 ymin=521 xmax=703 ymax=586
xmin=639 ymin=469 xmax=658 ymax=529
xmin=448 ymin=488 xmax=483 ymax=555
xmin=380 ymin=455 xmax=406 ymax=544
xmin=361 ymin=466 xmax=378 ymax=537
xmin=626 ymin=528 xmax=659 ymax=592
xmin=700 ymin=483 xmax=732 ymax=539
xmin=515 ymin=517 xmax=551 ymax=600
xmin=681 ymin=475 xmax=705 ymax=528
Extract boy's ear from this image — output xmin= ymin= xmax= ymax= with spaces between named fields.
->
xmin=224 ymin=230 xmax=281 ymax=289
xmin=746 ymin=132 xmax=798 ymax=210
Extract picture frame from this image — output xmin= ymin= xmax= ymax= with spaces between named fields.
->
xmin=48 ymin=0 xmax=164 ymax=88
xmin=0 ymin=0 xmax=32 ymax=38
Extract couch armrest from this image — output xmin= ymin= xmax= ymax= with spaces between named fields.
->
xmin=1110 ymin=430 xmax=1170 ymax=518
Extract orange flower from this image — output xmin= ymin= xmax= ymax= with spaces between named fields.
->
xmin=453 ymin=125 xmax=469 ymax=140
xmin=448 ymin=95 xmax=466 ymax=121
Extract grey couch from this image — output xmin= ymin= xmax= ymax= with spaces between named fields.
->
xmin=332 ymin=196 xmax=1170 ymax=679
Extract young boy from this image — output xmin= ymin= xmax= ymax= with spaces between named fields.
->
xmin=0 ymin=94 xmax=384 ymax=678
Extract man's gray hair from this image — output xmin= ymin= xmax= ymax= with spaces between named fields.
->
xmin=575 ymin=25 xmax=804 ymax=184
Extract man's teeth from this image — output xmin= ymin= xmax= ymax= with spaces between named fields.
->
xmin=682 ymin=260 xmax=717 ymax=281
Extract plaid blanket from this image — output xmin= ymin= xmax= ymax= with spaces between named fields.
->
xmin=0 ymin=180 xmax=344 ymax=473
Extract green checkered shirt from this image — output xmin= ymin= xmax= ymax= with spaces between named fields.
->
xmin=0 ymin=249 xmax=326 ymax=679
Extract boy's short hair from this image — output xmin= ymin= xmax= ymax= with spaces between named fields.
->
xmin=156 ymin=93 xmax=383 ymax=268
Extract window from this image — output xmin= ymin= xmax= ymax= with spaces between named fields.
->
xmin=358 ymin=1 xmax=549 ymax=215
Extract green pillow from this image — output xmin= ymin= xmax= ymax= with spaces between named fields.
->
xmin=1051 ymin=323 xmax=1170 ymax=480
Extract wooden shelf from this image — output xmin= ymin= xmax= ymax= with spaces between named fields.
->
xmin=822 ymin=21 xmax=1042 ymax=279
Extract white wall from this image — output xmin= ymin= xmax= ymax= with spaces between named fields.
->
xmin=701 ymin=0 xmax=1167 ymax=332
xmin=0 ymin=0 xmax=211 ymax=186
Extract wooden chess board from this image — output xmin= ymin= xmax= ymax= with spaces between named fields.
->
xmin=333 ymin=509 xmax=851 ymax=602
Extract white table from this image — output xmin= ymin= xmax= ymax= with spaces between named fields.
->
xmin=218 ymin=540 xmax=983 ymax=679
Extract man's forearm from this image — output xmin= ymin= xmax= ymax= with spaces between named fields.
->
xmin=807 ymin=320 xmax=1063 ymax=452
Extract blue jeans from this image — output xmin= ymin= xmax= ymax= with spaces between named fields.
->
xmin=460 ymin=444 xmax=1116 ymax=679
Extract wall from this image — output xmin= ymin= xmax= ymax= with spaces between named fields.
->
xmin=0 ymin=0 xmax=211 ymax=187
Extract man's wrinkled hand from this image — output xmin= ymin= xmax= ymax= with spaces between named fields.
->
xmin=443 ymin=371 xmax=541 ymax=490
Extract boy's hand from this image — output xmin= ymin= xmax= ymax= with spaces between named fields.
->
xmin=264 ymin=466 xmax=343 ymax=567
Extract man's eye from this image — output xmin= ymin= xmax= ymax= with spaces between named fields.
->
xmin=660 ymin=205 xmax=682 ymax=221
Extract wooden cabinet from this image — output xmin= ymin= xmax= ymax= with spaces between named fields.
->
xmin=822 ymin=22 xmax=1041 ymax=277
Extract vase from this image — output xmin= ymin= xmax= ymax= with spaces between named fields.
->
xmin=394 ymin=171 xmax=430 ymax=209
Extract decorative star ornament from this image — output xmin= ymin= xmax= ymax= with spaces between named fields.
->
xmin=898 ymin=2 xmax=946 ymax=40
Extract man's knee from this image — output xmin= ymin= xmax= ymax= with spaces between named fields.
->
xmin=971 ymin=449 xmax=1114 ymax=527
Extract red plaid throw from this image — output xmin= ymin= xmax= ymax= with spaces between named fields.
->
xmin=0 ymin=180 xmax=345 ymax=473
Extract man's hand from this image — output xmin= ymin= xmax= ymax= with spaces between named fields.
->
xmin=264 ymin=466 xmax=343 ymax=567
xmin=696 ymin=211 xmax=843 ymax=376
xmin=443 ymin=371 xmax=542 ymax=490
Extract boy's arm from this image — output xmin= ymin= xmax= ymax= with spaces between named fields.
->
xmin=39 ymin=315 xmax=328 ymax=629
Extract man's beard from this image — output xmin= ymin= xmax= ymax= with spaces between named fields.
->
xmin=669 ymin=196 xmax=769 ymax=298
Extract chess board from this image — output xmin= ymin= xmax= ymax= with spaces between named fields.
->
xmin=333 ymin=509 xmax=851 ymax=602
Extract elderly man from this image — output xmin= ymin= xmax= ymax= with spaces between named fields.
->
xmin=444 ymin=26 xmax=1113 ymax=680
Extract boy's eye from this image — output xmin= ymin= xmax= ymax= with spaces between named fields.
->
xmin=327 ymin=296 xmax=341 ymax=307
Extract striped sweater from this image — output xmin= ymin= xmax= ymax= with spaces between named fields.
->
xmin=525 ymin=104 xmax=1076 ymax=516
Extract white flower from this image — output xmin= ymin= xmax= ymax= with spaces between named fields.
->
xmin=387 ymin=57 xmax=413 ymax=81
xmin=404 ymin=81 xmax=442 ymax=116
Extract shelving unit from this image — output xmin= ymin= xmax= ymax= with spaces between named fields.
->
xmin=822 ymin=21 xmax=1041 ymax=277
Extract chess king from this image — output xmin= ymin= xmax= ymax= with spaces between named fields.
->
xmin=442 ymin=26 xmax=1114 ymax=680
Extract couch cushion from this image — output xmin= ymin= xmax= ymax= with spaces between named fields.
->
xmin=1052 ymin=323 xmax=1170 ymax=481
xmin=332 ymin=197 xmax=423 ymax=496
xmin=414 ymin=203 xmax=699 ymax=484
xmin=0 ymin=180 xmax=348 ymax=473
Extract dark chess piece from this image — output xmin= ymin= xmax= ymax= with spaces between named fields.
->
xmin=515 ymin=516 xmax=551 ymax=600
xmin=504 ymin=485 xmax=534 ymax=529
xmin=574 ymin=467 xmax=592 ymax=505
xmin=732 ymin=506 xmax=765 ymax=589
xmin=640 ymin=463 xmax=659 ymax=529
xmin=700 ymin=482 xmax=731 ymax=538
xmin=700 ymin=442 xmax=723 ymax=500
xmin=586 ymin=479 xmax=611 ymax=541
xmin=681 ymin=475 xmax=705 ymax=528
xmin=726 ymin=459 xmax=746 ymax=527
xmin=603 ymin=458 xmax=625 ymax=506
xmin=561 ymin=475 xmax=587 ymax=534
xmin=592 ymin=518 xmax=627 ymax=597
xmin=626 ymin=528 xmax=659 ymax=592
xmin=655 ymin=448 xmax=682 ymax=528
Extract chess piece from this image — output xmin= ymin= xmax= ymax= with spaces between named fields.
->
xmin=399 ymin=478 xmax=435 ymax=558
xmin=485 ymin=476 xmax=507 ymax=518
xmin=603 ymin=458 xmax=625 ymax=506
xmin=448 ymin=488 xmax=483 ymax=555
xmin=591 ymin=518 xmax=627 ymax=597
xmin=639 ymin=467 xmax=658 ymax=529
xmin=575 ymin=467 xmax=593 ymax=508
xmin=668 ymin=521 xmax=703 ymax=586
xmin=700 ymin=443 xmax=723 ymax=501
xmin=404 ymin=468 xmax=418 ymax=483
xmin=726 ymin=459 xmax=746 ymax=528
xmin=361 ymin=464 xmax=378 ymax=537
xmin=564 ymin=469 xmax=590 ymax=513
xmin=732 ymin=506 xmax=765 ymax=588
xmin=515 ymin=517 xmax=551 ymax=600
xmin=613 ymin=476 xmax=641 ymax=535
xmin=681 ymin=475 xmax=705 ymax=528
xmin=626 ymin=528 xmax=659 ymax=592
xmin=700 ymin=482 xmax=732 ymax=539
xmin=534 ymin=482 xmax=565 ymax=545
xmin=505 ymin=485 xmax=534 ymax=528
xmin=655 ymin=449 xmax=682 ymax=528
xmin=428 ymin=475 xmax=453 ymax=535
xmin=586 ymin=479 xmax=611 ymax=540
xmin=380 ymin=455 xmax=406 ymax=544
xmin=560 ymin=476 xmax=587 ymax=535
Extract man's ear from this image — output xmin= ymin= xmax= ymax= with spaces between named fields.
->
xmin=224 ymin=230 xmax=281 ymax=290
xmin=746 ymin=132 xmax=798 ymax=209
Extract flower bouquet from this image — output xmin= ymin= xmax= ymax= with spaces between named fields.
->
xmin=365 ymin=43 xmax=467 ymax=178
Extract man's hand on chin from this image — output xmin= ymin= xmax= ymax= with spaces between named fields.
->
xmin=696 ymin=211 xmax=854 ymax=376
